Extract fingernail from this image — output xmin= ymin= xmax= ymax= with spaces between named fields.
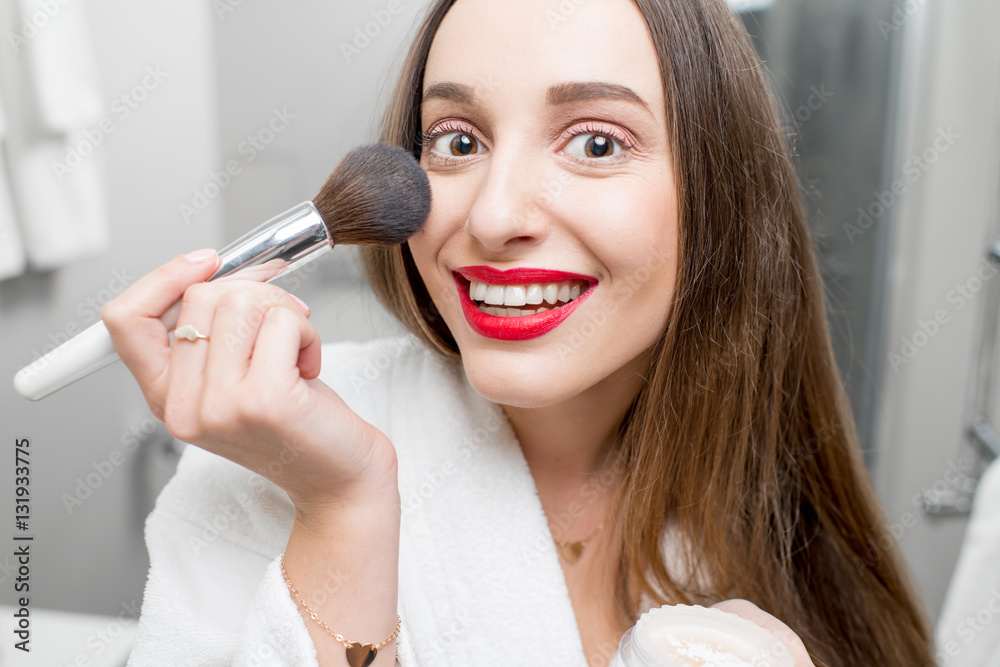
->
xmin=183 ymin=248 xmax=216 ymax=263
xmin=290 ymin=294 xmax=310 ymax=312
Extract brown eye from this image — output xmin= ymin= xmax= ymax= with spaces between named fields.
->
xmin=585 ymin=135 xmax=610 ymax=158
xmin=565 ymin=132 xmax=623 ymax=160
xmin=450 ymin=133 xmax=477 ymax=156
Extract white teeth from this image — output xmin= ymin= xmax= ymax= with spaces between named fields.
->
xmin=503 ymin=286 xmax=527 ymax=307
xmin=468 ymin=278 xmax=588 ymax=309
xmin=536 ymin=306 xmax=549 ymax=313
xmin=484 ymin=285 xmax=505 ymax=305
xmin=543 ymin=284 xmax=559 ymax=304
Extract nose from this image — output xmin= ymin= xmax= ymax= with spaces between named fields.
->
xmin=464 ymin=147 xmax=552 ymax=254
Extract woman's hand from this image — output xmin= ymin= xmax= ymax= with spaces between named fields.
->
xmin=712 ymin=599 xmax=816 ymax=666
xmin=102 ymin=249 xmax=398 ymax=519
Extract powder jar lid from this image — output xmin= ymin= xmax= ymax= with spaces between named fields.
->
xmin=613 ymin=604 xmax=797 ymax=667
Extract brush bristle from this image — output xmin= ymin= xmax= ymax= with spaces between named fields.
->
xmin=312 ymin=143 xmax=431 ymax=246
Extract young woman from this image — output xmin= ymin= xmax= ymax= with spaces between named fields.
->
xmin=110 ymin=0 xmax=936 ymax=665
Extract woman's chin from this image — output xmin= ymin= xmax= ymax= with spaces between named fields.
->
xmin=460 ymin=359 xmax=580 ymax=409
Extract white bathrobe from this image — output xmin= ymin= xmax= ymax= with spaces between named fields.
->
xmin=126 ymin=334 xmax=652 ymax=666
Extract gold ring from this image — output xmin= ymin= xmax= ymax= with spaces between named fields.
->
xmin=174 ymin=324 xmax=210 ymax=342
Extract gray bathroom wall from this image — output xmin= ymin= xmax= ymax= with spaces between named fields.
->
xmin=873 ymin=0 xmax=1000 ymax=624
xmin=0 ymin=0 xmax=429 ymax=619
xmin=0 ymin=0 xmax=429 ymax=618
xmin=0 ymin=0 xmax=221 ymax=614
xmin=212 ymin=0 xmax=429 ymax=344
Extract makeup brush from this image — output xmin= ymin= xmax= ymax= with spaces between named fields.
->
xmin=13 ymin=143 xmax=431 ymax=401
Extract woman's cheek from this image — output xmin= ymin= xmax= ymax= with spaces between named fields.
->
xmin=408 ymin=182 xmax=463 ymax=299
xmin=563 ymin=175 xmax=675 ymax=285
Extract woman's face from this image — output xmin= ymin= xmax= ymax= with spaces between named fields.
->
xmin=409 ymin=0 xmax=678 ymax=408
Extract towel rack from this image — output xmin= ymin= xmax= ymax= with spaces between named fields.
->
xmin=970 ymin=416 xmax=1000 ymax=460
xmin=919 ymin=239 xmax=1000 ymax=515
xmin=966 ymin=238 xmax=1000 ymax=464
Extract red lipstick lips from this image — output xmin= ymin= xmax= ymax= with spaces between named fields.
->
xmin=453 ymin=266 xmax=598 ymax=341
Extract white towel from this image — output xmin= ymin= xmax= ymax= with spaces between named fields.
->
xmin=6 ymin=0 xmax=109 ymax=271
xmin=18 ymin=0 xmax=103 ymax=132
xmin=0 ymin=92 xmax=27 ymax=281
xmin=127 ymin=335 xmax=598 ymax=666
xmin=936 ymin=459 xmax=1000 ymax=666
xmin=10 ymin=140 xmax=109 ymax=270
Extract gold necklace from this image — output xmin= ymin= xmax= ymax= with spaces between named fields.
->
xmin=553 ymin=516 xmax=607 ymax=564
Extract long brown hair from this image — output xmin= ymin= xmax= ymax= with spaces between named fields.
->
xmin=360 ymin=1 xmax=935 ymax=664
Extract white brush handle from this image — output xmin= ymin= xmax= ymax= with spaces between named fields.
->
xmin=13 ymin=202 xmax=331 ymax=402
xmin=14 ymin=322 xmax=119 ymax=401
xmin=12 ymin=303 xmax=183 ymax=402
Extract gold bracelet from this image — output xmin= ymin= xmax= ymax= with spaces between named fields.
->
xmin=280 ymin=553 xmax=401 ymax=667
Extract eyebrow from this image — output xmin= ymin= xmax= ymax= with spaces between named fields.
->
xmin=422 ymin=82 xmax=475 ymax=105
xmin=547 ymin=82 xmax=651 ymax=111
xmin=421 ymin=81 xmax=652 ymax=112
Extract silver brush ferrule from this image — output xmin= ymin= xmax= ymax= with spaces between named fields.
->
xmin=210 ymin=201 xmax=333 ymax=282
xmin=12 ymin=201 xmax=334 ymax=402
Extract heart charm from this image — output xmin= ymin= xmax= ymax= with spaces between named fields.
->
xmin=560 ymin=541 xmax=584 ymax=564
xmin=345 ymin=642 xmax=378 ymax=667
